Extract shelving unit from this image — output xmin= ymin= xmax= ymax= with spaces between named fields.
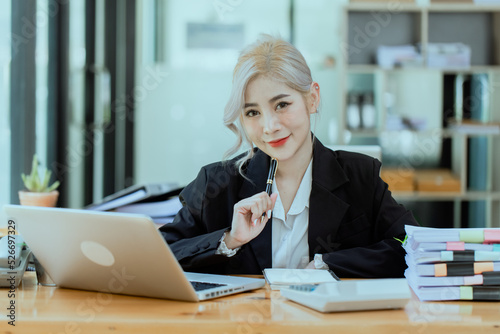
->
xmin=340 ymin=3 xmax=500 ymax=228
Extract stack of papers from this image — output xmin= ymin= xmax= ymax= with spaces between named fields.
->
xmin=376 ymin=45 xmax=423 ymax=69
xmin=263 ymin=269 xmax=339 ymax=290
xmin=404 ymin=225 xmax=500 ymax=301
xmin=427 ymin=43 xmax=471 ymax=69
xmin=85 ymin=182 xmax=183 ymax=227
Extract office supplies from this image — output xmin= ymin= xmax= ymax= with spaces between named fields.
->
xmin=426 ymin=43 xmax=471 ymax=69
xmin=415 ymin=262 xmax=500 ymax=277
xmin=410 ymin=285 xmax=500 ymax=301
xmin=281 ymin=278 xmax=410 ymax=313
xmin=406 ymin=240 xmax=499 ymax=252
xmin=114 ymin=196 xmax=182 ymax=218
xmin=376 ymin=45 xmax=422 ymax=69
xmin=3 ymin=205 xmax=265 ymax=302
xmin=85 ymin=182 xmax=181 ymax=212
xmin=0 ymin=235 xmax=31 ymax=288
xmin=261 ymin=158 xmax=278 ymax=222
xmin=114 ymin=196 xmax=183 ymax=227
xmin=404 ymin=225 xmax=500 ymax=301
xmin=263 ymin=268 xmax=339 ymax=290
xmin=405 ymin=269 xmax=500 ymax=287
xmin=406 ymin=250 xmax=500 ymax=264
xmin=404 ymin=225 xmax=500 ymax=245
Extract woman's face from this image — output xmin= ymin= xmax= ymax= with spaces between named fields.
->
xmin=241 ymin=75 xmax=319 ymax=164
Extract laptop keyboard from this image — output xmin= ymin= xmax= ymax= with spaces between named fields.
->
xmin=190 ymin=281 xmax=227 ymax=291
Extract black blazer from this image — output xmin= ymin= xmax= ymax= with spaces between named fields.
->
xmin=159 ymin=138 xmax=418 ymax=278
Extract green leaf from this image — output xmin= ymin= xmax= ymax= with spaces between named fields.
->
xmin=46 ymin=180 xmax=60 ymax=192
xmin=393 ymin=235 xmax=408 ymax=245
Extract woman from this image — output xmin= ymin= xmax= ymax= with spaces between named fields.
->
xmin=159 ymin=35 xmax=418 ymax=278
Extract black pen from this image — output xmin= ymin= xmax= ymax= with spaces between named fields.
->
xmin=261 ymin=158 xmax=278 ymax=223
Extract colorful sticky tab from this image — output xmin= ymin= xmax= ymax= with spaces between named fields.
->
xmin=474 ymin=262 xmax=494 ymax=274
xmin=460 ymin=286 xmax=473 ymax=300
xmin=493 ymin=245 xmax=500 ymax=252
xmin=459 ymin=230 xmax=484 ymax=243
xmin=463 ymin=275 xmax=483 ymax=285
xmin=484 ymin=230 xmax=500 ymax=243
xmin=441 ymin=251 xmax=453 ymax=262
xmin=434 ymin=263 xmax=447 ymax=277
xmin=447 ymin=241 xmax=465 ymax=251
xmin=475 ymin=251 xmax=500 ymax=262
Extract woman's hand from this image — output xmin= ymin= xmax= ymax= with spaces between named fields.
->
xmin=224 ymin=191 xmax=278 ymax=249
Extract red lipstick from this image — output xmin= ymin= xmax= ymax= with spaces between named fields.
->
xmin=268 ymin=135 xmax=290 ymax=147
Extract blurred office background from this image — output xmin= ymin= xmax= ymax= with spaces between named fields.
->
xmin=1 ymin=0 xmax=499 ymax=227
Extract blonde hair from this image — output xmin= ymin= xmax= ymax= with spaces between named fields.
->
xmin=223 ymin=34 xmax=314 ymax=175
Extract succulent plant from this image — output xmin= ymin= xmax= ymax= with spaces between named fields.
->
xmin=21 ymin=155 xmax=60 ymax=192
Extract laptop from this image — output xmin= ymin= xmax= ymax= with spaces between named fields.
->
xmin=3 ymin=204 xmax=265 ymax=302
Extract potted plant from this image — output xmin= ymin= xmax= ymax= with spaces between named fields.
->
xmin=18 ymin=154 xmax=60 ymax=207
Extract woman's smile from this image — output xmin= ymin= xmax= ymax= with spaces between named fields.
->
xmin=268 ymin=135 xmax=290 ymax=147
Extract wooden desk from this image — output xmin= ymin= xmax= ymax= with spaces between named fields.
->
xmin=1 ymin=273 xmax=500 ymax=333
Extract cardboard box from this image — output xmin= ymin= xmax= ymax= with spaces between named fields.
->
xmin=414 ymin=169 xmax=461 ymax=192
xmin=381 ymin=168 xmax=415 ymax=192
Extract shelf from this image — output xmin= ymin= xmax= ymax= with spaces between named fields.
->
xmin=347 ymin=129 xmax=500 ymax=138
xmin=393 ymin=191 xmax=500 ymax=201
xmin=440 ymin=66 xmax=500 ymax=74
xmin=428 ymin=4 xmax=500 ymax=12
xmin=347 ymin=65 xmax=500 ymax=73
xmin=342 ymin=4 xmax=500 ymax=227
xmin=346 ymin=3 xmax=500 ymax=12
xmin=346 ymin=3 xmax=421 ymax=11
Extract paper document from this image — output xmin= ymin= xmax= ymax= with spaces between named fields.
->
xmin=263 ymin=268 xmax=339 ymax=290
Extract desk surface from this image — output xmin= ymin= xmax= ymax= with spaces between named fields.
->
xmin=1 ymin=273 xmax=500 ymax=333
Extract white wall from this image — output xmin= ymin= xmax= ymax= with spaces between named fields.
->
xmin=135 ymin=0 xmax=348 ymax=187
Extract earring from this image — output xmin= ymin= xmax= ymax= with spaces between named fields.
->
xmin=315 ymin=85 xmax=319 ymax=90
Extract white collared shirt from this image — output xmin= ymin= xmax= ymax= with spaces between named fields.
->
xmin=271 ymin=159 xmax=313 ymax=269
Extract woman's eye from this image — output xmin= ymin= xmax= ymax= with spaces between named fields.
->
xmin=245 ymin=110 xmax=259 ymax=117
xmin=276 ymin=102 xmax=289 ymax=110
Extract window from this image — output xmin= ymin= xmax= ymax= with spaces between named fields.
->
xmin=36 ymin=0 xmax=49 ymax=171
xmin=0 ymin=1 xmax=11 ymax=208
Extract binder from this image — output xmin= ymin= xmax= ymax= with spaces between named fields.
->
xmin=85 ymin=182 xmax=182 ymax=212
